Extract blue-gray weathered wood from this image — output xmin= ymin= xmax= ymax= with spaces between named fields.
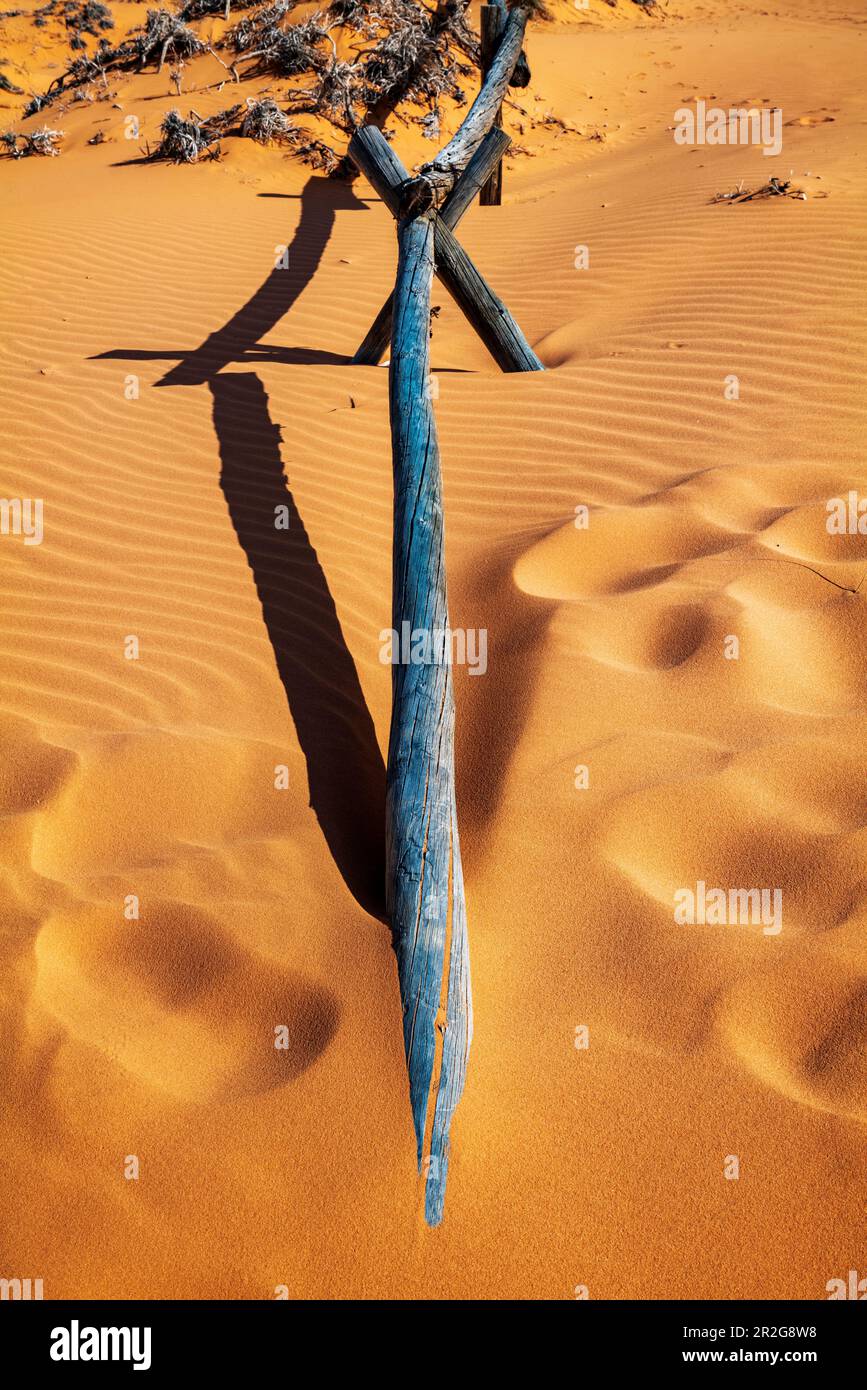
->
xmin=445 ymin=126 xmax=512 ymax=225
xmin=352 ymin=1 xmax=542 ymax=1227
xmin=479 ymin=6 xmax=506 ymax=206
xmin=495 ymin=0 xmax=531 ymax=89
xmin=352 ymin=126 xmax=512 ymax=367
xmin=387 ymin=209 xmax=472 ymax=1227
xmin=399 ymin=4 xmax=530 ymax=214
xmin=434 ymin=5 xmax=528 ymax=175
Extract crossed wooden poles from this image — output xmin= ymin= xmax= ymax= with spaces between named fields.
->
xmin=349 ymin=2 xmax=543 ymax=1227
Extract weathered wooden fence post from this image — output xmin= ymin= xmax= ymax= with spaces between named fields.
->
xmin=479 ymin=5 xmax=506 ymax=205
xmin=387 ymin=204 xmax=471 ymax=1228
xmin=350 ymin=3 xmax=542 ymax=1226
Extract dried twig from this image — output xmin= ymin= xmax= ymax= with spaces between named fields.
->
xmin=711 ymin=176 xmax=806 ymax=204
xmin=1 ymin=124 xmax=64 ymax=156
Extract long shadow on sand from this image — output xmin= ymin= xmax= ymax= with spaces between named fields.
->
xmin=212 ymin=372 xmax=387 ymax=920
xmin=96 ymin=176 xmax=387 ymax=920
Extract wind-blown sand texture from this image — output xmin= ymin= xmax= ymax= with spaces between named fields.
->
xmin=1 ymin=0 xmax=865 ymax=1298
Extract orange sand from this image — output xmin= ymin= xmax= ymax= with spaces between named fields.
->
xmin=1 ymin=0 xmax=865 ymax=1298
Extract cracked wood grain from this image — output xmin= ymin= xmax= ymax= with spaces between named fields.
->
xmin=387 ymin=210 xmax=471 ymax=1226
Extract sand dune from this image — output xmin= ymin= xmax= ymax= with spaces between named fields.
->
xmin=1 ymin=0 xmax=865 ymax=1298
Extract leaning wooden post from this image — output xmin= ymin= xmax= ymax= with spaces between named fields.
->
xmin=387 ymin=206 xmax=471 ymax=1228
xmin=349 ymin=0 xmax=543 ymax=1227
xmin=399 ymin=3 xmax=531 ymax=216
xmin=479 ymin=5 xmax=506 ymax=205
xmin=496 ymin=0 xmax=532 ymax=89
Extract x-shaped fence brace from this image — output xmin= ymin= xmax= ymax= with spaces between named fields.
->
xmin=347 ymin=2 xmax=544 ymax=1229
xmin=348 ymin=123 xmax=543 ymax=372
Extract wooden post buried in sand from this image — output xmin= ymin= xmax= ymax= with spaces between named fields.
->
xmin=479 ymin=6 xmax=506 ymax=205
xmin=348 ymin=5 xmax=542 ymax=1226
xmin=386 ymin=205 xmax=470 ymax=1228
xmin=395 ymin=2 xmax=530 ymax=220
xmin=477 ymin=0 xmax=530 ymax=204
